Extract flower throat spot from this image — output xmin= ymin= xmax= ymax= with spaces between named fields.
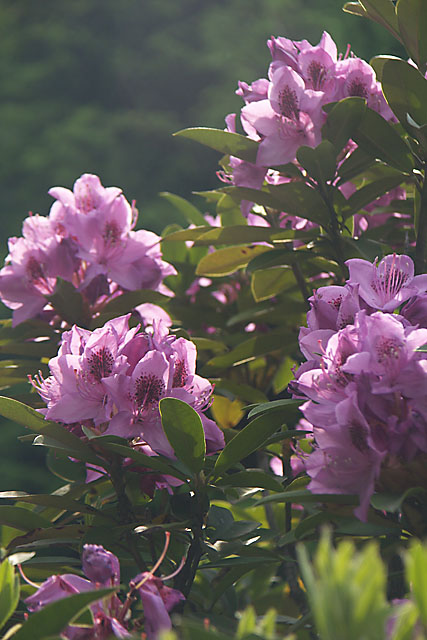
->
xmin=307 ymin=61 xmax=327 ymax=90
xmin=279 ymin=86 xmax=300 ymax=120
xmin=87 ymin=347 xmax=114 ymax=382
xmin=134 ymin=374 xmax=165 ymax=409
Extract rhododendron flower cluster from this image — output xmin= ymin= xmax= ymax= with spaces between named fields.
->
xmin=0 ymin=174 xmax=176 ymax=326
xmin=291 ymin=254 xmax=427 ymax=519
xmin=25 ymin=543 xmax=184 ymax=639
xmin=32 ymin=314 xmax=224 ymax=458
xmin=228 ymin=31 xmax=393 ymax=170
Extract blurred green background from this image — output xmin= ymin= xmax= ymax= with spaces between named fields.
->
xmin=0 ymin=0 xmax=401 ymax=492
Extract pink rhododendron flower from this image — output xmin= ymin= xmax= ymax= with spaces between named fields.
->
xmin=25 ymin=543 xmax=184 ymax=639
xmin=33 ymin=314 xmax=224 ymax=458
xmin=346 ymin=254 xmax=427 ymax=312
xmin=0 ymin=174 xmax=176 ymax=326
xmin=291 ymin=256 xmax=427 ymax=519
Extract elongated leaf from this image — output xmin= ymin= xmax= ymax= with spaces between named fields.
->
xmin=343 ymin=2 xmax=369 ymax=17
xmin=161 ymin=226 xmax=211 ymax=243
xmin=322 ymin=97 xmax=366 ymax=152
xmin=254 ymin=489 xmax=358 ymax=506
xmin=100 ymin=442 xmax=187 ymax=480
xmin=12 ymin=588 xmax=115 ymax=640
xmin=0 ymin=559 xmax=19 ymax=630
xmin=0 ymin=396 xmax=101 ymax=465
xmin=216 ymin=470 xmax=283 ymax=492
xmin=382 ymin=57 xmax=427 ymax=134
xmin=160 ymin=398 xmax=205 ymax=475
xmin=191 ymin=337 xmax=227 ymax=354
xmin=204 ymin=330 xmax=292 ymax=371
xmin=0 ymin=506 xmax=50 ymax=531
xmin=268 ymin=182 xmax=330 ymax=225
xmin=247 ymin=399 xmax=304 ymax=419
xmin=196 ymin=245 xmax=270 ymax=276
xmin=213 ymin=411 xmax=287 ymax=476
xmin=222 ymin=186 xmax=281 ymax=210
xmin=97 ymin=289 xmax=169 ymax=316
xmin=359 ymin=0 xmax=401 ymax=40
xmin=48 ymin=279 xmax=89 ymax=327
xmin=397 ymin=0 xmax=427 ymax=72
xmin=0 ymin=492 xmax=97 ymax=515
xmin=192 ymin=225 xmax=278 ymax=247
xmin=174 ymin=127 xmax=259 ymax=163
xmin=342 ymin=173 xmax=408 ymax=217
xmin=297 ymin=141 xmax=337 ymax=184
xmin=353 ymin=106 xmax=414 ymax=172
xmin=159 ymin=192 xmax=207 ymax=225
xmin=251 ymin=266 xmax=294 ymax=302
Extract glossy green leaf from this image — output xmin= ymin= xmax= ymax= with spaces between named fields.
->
xmin=160 ymin=397 xmax=205 ymax=475
xmin=254 ymin=489 xmax=358 ymax=506
xmin=12 ymin=588 xmax=115 ymax=640
xmin=370 ymin=54 xmax=404 ymax=82
xmin=0 ymin=559 xmax=19 ymax=631
xmin=213 ymin=410 xmax=287 ymax=476
xmin=0 ymin=505 xmax=50 ymax=531
xmin=222 ymin=185 xmax=282 ymax=210
xmin=296 ymin=141 xmax=337 ymax=184
xmin=343 ymin=2 xmax=369 ymax=17
xmin=100 ymin=442 xmax=187 ymax=480
xmin=161 ymin=226 xmax=211 ymax=243
xmin=397 ymin=0 xmax=427 ymax=72
xmin=322 ymin=97 xmax=366 ymax=152
xmin=96 ymin=289 xmax=169 ymax=317
xmin=352 ymin=106 xmax=414 ymax=172
xmin=192 ymin=225 xmax=278 ymax=247
xmin=342 ymin=172 xmax=408 ymax=217
xmin=355 ymin=0 xmax=401 ymax=40
xmin=48 ymin=278 xmax=89 ymax=327
xmin=159 ymin=192 xmax=207 ymax=225
xmin=195 ymin=245 xmax=270 ymax=276
xmin=247 ymin=399 xmax=304 ymax=419
xmin=406 ymin=541 xmax=427 ymax=628
xmin=0 ymin=396 xmax=101 ymax=465
xmin=211 ymin=379 xmax=268 ymax=404
xmin=174 ymin=127 xmax=258 ymax=163
xmin=382 ymin=58 xmax=427 ymax=132
xmin=0 ymin=492 xmax=97 ymax=515
xmin=216 ymin=470 xmax=283 ymax=492
xmin=268 ymin=181 xmax=330 ymax=225
xmin=204 ymin=330 xmax=292 ymax=371
xmin=251 ymin=266 xmax=294 ymax=302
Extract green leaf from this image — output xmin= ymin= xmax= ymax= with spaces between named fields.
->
xmin=382 ymin=57 xmax=427 ymax=135
xmin=396 ymin=0 xmax=427 ymax=72
xmin=406 ymin=541 xmax=427 ymax=628
xmin=0 ymin=396 xmax=101 ymax=465
xmin=47 ymin=278 xmax=89 ymax=327
xmin=211 ymin=379 xmax=268 ymax=404
xmin=173 ymin=127 xmax=259 ymax=163
xmin=251 ymin=266 xmax=294 ymax=302
xmin=216 ymin=470 xmax=283 ymax=492
xmin=0 ymin=492 xmax=97 ymax=515
xmin=160 ymin=398 xmax=205 ymax=475
xmin=213 ymin=411 xmax=286 ymax=476
xmin=0 ymin=559 xmax=19 ymax=630
xmin=195 ymin=245 xmax=270 ymax=276
xmin=359 ymin=0 xmax=401 ymax=41
xmin=99 ymin=442 xmax=187 ymax=480
xmin=343 ymin=2 xmax=369 ymax=17
xmin=254 ymin=489 xmax=359 ymax=506
xmin=96 ymin=289 xmax=169 ymax=317
xmin=221 ymin=185 xmax=282 ymax=210
xmin=0 ymin=505 xmax=50 ymax=531
xmin=268 ymin=181 xmax=330 ymax=225
xmin=192 ymin=225 xmax=278 ymax=247
xmin=353 ymin=106 xmax=414 ymax=172
xmin=247 ymin=399 xmax=304 ymax=419
xmin=12 ymin=589 xmax=115 ymax=640
xmin=342 ymin=172 xmax=408 ymax=217
xmin=296 ymin=141 xmax=337 ymax=183
xmin=370 ymin=54 xmax=404 ymax=82
xmin=322 ymin=97 xmax=366 ymax=152
xmin=159 ymin=192 xmax=207 ymax=225
xmin=204 ymin=330 xmax=292 ymax=371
